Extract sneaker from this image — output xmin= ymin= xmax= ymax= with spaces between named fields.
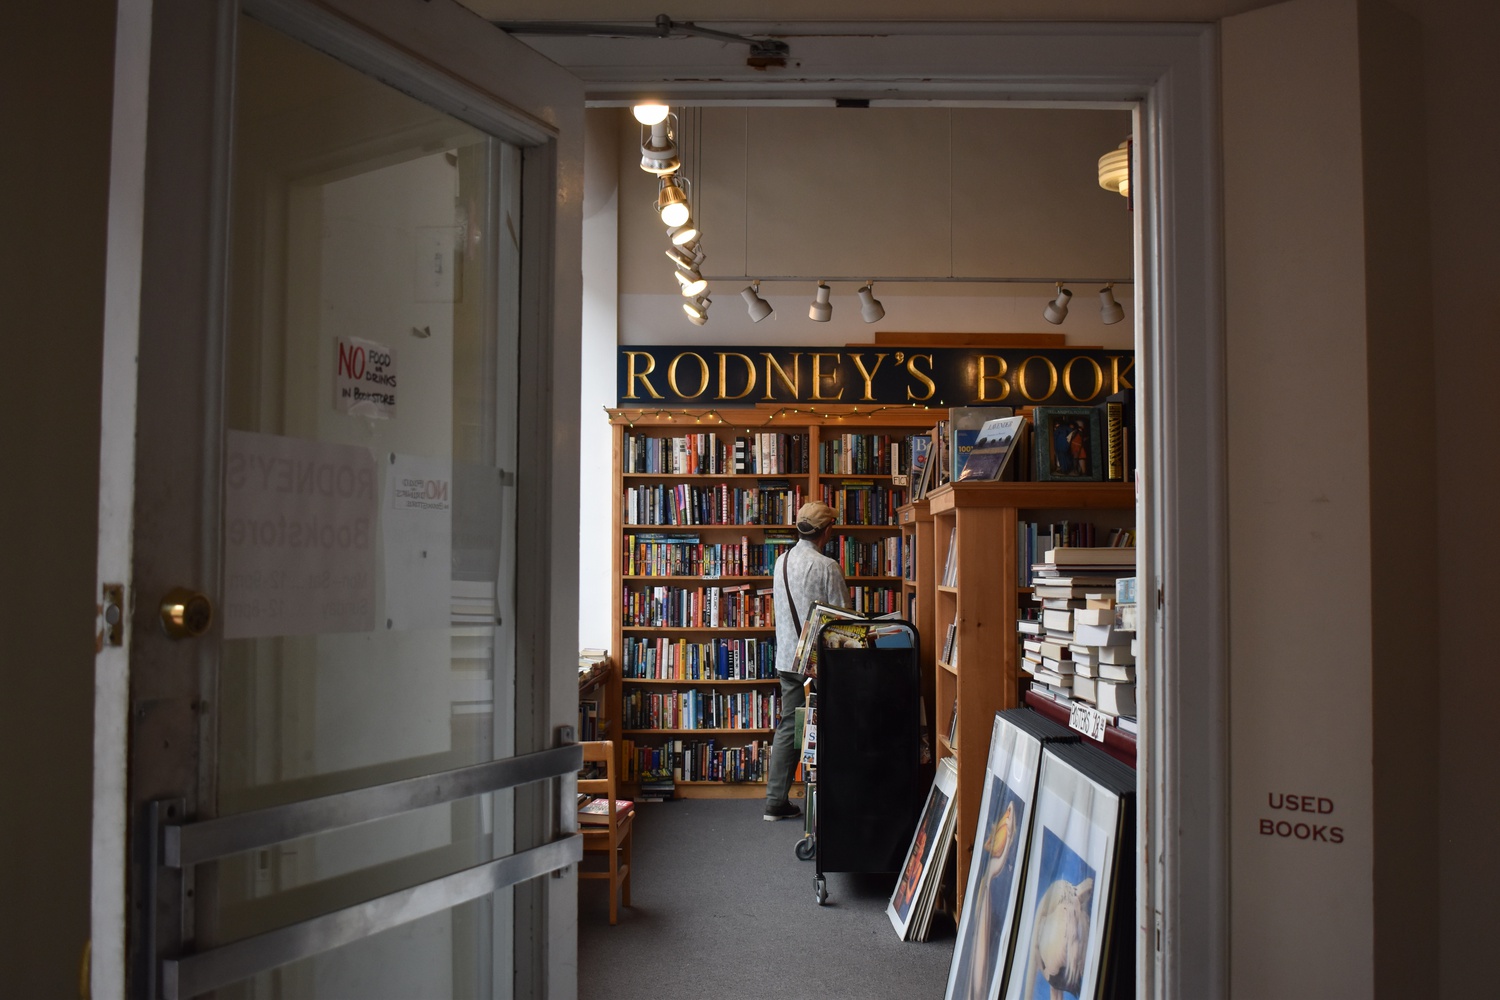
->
xmin=763 ymin=801 xmax=802 ymax=822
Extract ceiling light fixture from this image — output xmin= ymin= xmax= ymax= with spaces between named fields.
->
xmin=857 ymin=282 xmax=885 ymax=324
xmin=674 ymin=267 xmax=708 ymax=297
xmin=632 ymin=103 xmax=670 ymax=126
xmin=665 ymin=244 xmax=705 ymax=270
xmin=741 ymin=282 xmax=774 ymax=323
xmin=639 ymin=116 xmax=680 ymax=175
xmin=655 ymin=176 xmax=692 ymax=228
xmin=1044 ymin=283 xmax=1073 ymax=325
xmin=1099 ymin=283 xmax=1126 ymax=325
xmin=1098 ymin=139 xmax=1131 ymax=199
xmin=667 ymin=223 xmax=700 ymax=247
xmin=683 ymin=294 xmax=712 ymax=323
xmin=809 ymin=281 xmax=833 ymax=322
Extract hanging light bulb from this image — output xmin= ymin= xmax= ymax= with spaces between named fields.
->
xmin=656 ymin=176 xmax=691 ymax=228
xmin=809 ymin=281 xmax=833 ymax=322
xmin=1098 ymin=283 xmax=1126 ymax=325
xmin=640 ymin=117 xmax=680 ymax=175
xmin=1044 ymin=283 xmax=1073 ymax=325
xmin=857 ymin=282 xmax=885 ymax=323
xmin=632 ymin=103 xmax=671 ymax=126
xmin=683 ymin=294 xmax=711 ymax=324
xmin=741 ymin=282 xmax=774 ymax=323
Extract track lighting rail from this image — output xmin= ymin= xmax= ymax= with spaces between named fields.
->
xmin=700 ymin=275 xmax=1134 ymax=285
xmin=493 ymin=13 xmax=792 ymax=60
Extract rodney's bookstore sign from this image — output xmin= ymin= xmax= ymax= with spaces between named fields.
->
xmin=617 ymin=346 xmax=1133 ymax=408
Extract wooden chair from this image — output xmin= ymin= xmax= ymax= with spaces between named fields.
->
xmin=577 ymin=740 xmax=634 ymax=924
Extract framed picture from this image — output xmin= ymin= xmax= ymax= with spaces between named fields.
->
xmin=1032 ymin=406 xmax=1104 ymax=482
xmin=887 ymin=758 xmax=958 ymax=940
xmin=1001 ymin=749 xmax=1123 ymax=1000
xmin=945 ymin=716 xmax=1044 ymax=1000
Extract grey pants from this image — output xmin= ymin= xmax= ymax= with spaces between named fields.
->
xmin=766 ymin=672 xmax=806 ymax=806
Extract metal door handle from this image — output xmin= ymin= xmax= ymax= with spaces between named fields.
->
xmin=159 ymin=588 xmax=213 ymax=639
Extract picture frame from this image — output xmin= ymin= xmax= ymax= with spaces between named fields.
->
xmin=946 ymin=716 xmax=1044 ymax=1000
xmin=1001 ymin=749 xmax=1123 ymax=1000
xmin=886 ymin=758 xmax=959 ymax=940
xmin=1032 ymin=406 xmax=1104 ymax=482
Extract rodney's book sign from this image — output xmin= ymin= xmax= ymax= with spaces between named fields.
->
xmin=617 ymin=346 xmax=1133 ymax=408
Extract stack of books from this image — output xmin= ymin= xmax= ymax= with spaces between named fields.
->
xmin=1020 ymin=548 xmax=1136 ymax=714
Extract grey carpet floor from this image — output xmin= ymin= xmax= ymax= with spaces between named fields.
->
xmin=578 ymin=797 xmax=956 ymax=1000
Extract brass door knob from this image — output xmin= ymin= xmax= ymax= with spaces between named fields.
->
xmin=160 ymin=588 xmax=213 ymax=639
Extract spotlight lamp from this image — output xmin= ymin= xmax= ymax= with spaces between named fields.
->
xmin=857 ymin=282 xmax=885 ymax=324
xmin=683 ymin=294 xmax=712 ymax=324
xmin=809 ymin=281 xmax=833 ymax=322
xmin=673 ymin=267 xmax=708 ymax=297
xmin=1044 ymin=283 xmax=1073 ymax=325
xmin=741 ymin=282 xmax=774 ymax=323
xmin=1098 ymin=283 xmax=1126 ymax=325
xmin=640 ymin=116 xmax=680 ymax=175
xmin=1098 ymin=139 xmax=1131 ymax=198
xmin=665 ymin=244 xmax=706 ymax=271
xmin=655 ymin=176 xmax=692 ymax=228
xmin=667 ymin=223 xmax=700 ymax=247
xmin=632 ymin=103 xmax=671 ymax=126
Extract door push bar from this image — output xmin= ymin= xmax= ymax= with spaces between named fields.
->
xmin=145 ymin=731 xmax=583 ymax=999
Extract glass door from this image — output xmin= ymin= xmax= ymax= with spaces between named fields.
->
xmin=95 ymin=3 xmax=585 ymax=997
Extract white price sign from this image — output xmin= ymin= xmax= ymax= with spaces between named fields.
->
xmin=1068 ymin=701 xmax=1110 ymax=741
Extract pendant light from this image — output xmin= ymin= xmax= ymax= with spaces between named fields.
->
xmin=656 ymin=176 xmax=691 ymax=228
xmin=1098 ymin=139 xmax=1131 ymax=198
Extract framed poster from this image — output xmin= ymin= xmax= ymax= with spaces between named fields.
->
xmin=945 ymin=716 xmax=1044 ymax=1000
xmin=1002 ymin=750 xmax=1122 ymax=1000
xmin=887 ymin=757 xmax=958 ymax=940
xmin=1032 ymin=407 xmax=1104 ymax=482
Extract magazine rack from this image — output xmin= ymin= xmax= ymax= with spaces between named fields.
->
xmin=810 ymin=620 xmax=924 ymax=904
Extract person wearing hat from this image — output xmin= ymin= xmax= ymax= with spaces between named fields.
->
xmin=764 ymin=500 xmax=850 ymax=821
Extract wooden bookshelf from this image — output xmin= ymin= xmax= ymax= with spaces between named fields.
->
xmin=608 ymin=405 xmax=936 ymax=798
xmin=928 ymin=479 xmax=1135 ymax=909
xmin=898 ymin=499 xmax=936 ymax=757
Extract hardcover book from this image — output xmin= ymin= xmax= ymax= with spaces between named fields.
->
xmin=957 ymin=415 xmax=1027 ymax=483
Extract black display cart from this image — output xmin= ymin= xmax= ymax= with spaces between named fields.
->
xmin=799 ymin=619 xmax=924 ymax=905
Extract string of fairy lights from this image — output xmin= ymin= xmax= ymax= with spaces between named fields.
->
xmin=606 ymin=403 xmax=943 ymax=429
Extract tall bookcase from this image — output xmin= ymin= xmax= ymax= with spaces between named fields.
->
xmin=608 ymin=405 xmax=937 ymax=798
xmin=928 ymin=480 xmax=1135 ymax=907
xmin=898 ymin=499 xmax=936 ymax=753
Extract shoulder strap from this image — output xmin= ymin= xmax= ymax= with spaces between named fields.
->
xmin=781 ymin=553 xmax=802 ymax=635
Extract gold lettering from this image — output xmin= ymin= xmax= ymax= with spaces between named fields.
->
xmin=763 ymin=353 xmax=801 ymax=400
xmin=905 ymin=354 xmax=936 ymax=402
xmin=624 ymin=351 xmax=663 ymax=400
xmin=848 ymin=353 xmax=889 ymax=402
xmin=1061 ymin=356 xmax=1106 ymax=402
xmin=667 ymin=352 xmax=710 ymax=399
xmin=1108 ymin=355 xmax=1135 ymax=393
xmin=1015 ymin=356 xmax=1059 ymax=402
xmin=716 ymin=353 xmax=757 ymax=400
xmin=977 ymin=355 xmax=1010 ymax=402
xmin=810 ymin=353 xmax=845 ymax=401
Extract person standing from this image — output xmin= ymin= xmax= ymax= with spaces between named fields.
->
xmin=764 ymin=500 xmax=849 ymax=821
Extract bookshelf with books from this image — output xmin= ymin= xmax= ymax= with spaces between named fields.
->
xmin=608 ymin=405 xmax=937 ymax=798
xmin=898 ymin=499 xmax=936 ymax=750
xmin=927 ymin=479 xmax=1135 ymax=908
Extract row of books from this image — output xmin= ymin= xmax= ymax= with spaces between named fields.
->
xmin=1018 ymin=549 xmax=1138 ymax=725
xmin=632 ymin=738 xmax=773 ymax=786
xmin=623 ymin=687 xmax=780 ymax=731
xmin=622 ymin=481 xmax=806 ymax=527
xmin=621 ymin=636 xmax=777 ymax=680
xmin=623 ymin=533 xmax=796 ymax=577
xmin=621 ymin=583 xmax=774 ymax=629
xmin=816 ymin=481 xmax=907 ymax=526
xmin=818 ymin=433 xmax=903 ymax=475
xmin=828 ymin=533 xmax=903 ymax=577
xmin=845 ymin=585 xmax=901 ymax=616
xmin=1017 ymin=521 xmax=1136 ymax=586
xmin=624 ymin=431 xmax=811 ymax=475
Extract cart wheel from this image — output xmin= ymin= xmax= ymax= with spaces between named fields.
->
xmin=795 ymin=837 xmax=815 ymax=861
xmin=815 ymin=877 xmax=828 ymax=905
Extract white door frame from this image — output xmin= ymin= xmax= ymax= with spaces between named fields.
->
xmin=534 ymin=20 xmax=1227 ymax=999
xmin=91 ymin=0 xmax=584 ymax=996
